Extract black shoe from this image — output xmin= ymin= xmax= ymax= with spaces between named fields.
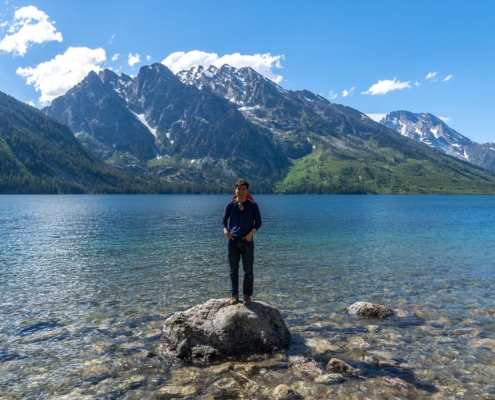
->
xmin=229 ymin=295 xmax=239 ymax=305
xmin=243 ymin=295 xmax=252 ymax=306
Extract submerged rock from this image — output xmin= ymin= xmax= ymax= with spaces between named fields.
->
xmin=292 ymin=360 xmax=324 ymax=378
xmin=162 ymin=299 xmax=291 ymax=359
xmin=345 ymin=302 xmax=410 ymax=318
xmin=382 ymin=376 xmax=414 ymax=390
xmin=326 ymin=358 xmax=355 ymax=374
xmin=366 ymin=350 xmax=401 ymax=368
xmin=314 ymin=373 xmax=346 ymax=384
xmin=361 ymin=353 xmax=379 ymax=365
xmin=273 ymin=384 xmax=301 ymax=399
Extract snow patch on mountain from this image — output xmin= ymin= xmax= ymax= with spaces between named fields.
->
xmin=131 ymin=111 xmax=157 ymax=138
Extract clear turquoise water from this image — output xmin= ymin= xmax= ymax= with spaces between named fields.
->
xmin=1 ymin=195 xmax=495 ymax=398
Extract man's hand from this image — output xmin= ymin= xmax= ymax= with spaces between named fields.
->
xmin=223 ymin=229 xmax=233 ymax=240
xmin=243 ymin=229 xmax=256 ymax=242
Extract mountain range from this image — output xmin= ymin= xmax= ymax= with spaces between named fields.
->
xmin=44 ymin=64 xmax=288 ymax=185
xmin=380 ymin=110 xmax=495 ymax=173
xmin=2 ymin=62 xmax=495 ymax=194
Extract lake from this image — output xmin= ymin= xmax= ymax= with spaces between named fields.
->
xmin=1 ymin=195 xmax=495 ymax=399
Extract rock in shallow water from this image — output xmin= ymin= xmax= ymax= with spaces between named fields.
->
xmin=326 ymin=358 xmax=355 ymax=374
xmin=273 ymin=384 xmax=301 ymax=399
xmin=162 ymin=299 xmax=291 ymax=359
xmin=345 ymin=302 xmax=410 ymax=318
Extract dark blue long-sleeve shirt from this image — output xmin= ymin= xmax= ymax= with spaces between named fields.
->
xmin=222 ymin=199 xmax=262 ymax=240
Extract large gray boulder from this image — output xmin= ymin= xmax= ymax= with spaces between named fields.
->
xmin=163 ymin=299 xmax=291 ymax=359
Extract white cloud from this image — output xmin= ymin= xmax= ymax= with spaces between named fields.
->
xmin=342 ymin=86 xmax=356 ymax=97
xmin=162 ymin=50 xmax=284 ymax=83
xmin=443 ymin=74 xmax=453 ymax=82
xmin=328 ymin=90 xmax=337 ymax=100
xmin=16 ymin=46 xmax=106 ymax=104
xmin=109 ymin=33 xmax=115 ymax=44
xmin=146 ymin=55 xmax=151 ymax=61
xmin=0 ymin=6 xmax=62 ymax=56
xmin=111 ymin=53 xmax=119 ymax=61
xmin=426 ymin=72 xmax=437 ymax=79
xmin=439 ymin=116 xmax=452 ymax=123
xmin=366 ymin=113 xmax=387 ymax=122
xmin=361 ymin=78 xmax=411 ymax=95
xmin=415 ymin=81 xmax=421 ymax=86
xmin=128 ymin=52 xmax=140 ymax=66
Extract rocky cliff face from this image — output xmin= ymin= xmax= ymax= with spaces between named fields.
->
xmin=381 ymin=111 xmax=495 ymax=172
xmin=44 ymin=64 xmax=288 ymax=179
xmin=465 ymin=142 xmax=495 ymax=173
xmin=177 ymin=64 xmax=403 ymax=160
xmin=46 ymin=70 xmax=157 ymax=163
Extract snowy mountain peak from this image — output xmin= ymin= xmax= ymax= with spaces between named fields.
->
xmin=177 ymin=65 xmax=203 ymax=83
xmin=176 ymin=63 xmax=290 ymax=107
xmin=381 ymin=110 xmax=474 ymax=161
xmin=97 ymin=69 xmax=133 ymax=99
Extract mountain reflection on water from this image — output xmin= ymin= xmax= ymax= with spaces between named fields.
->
xmin=1 ymin=195 xmax=495 ymax=399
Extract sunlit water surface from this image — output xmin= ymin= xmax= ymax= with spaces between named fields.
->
xmin=1 ymin=195 xmax=495 ymax=399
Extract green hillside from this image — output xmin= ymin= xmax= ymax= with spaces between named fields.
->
xmin=276 ymin=138 xmax=495 ymax=194
xmin=0 ymin=91 xmax=224 ymax=194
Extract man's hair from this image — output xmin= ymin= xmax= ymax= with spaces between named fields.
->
xmin=234 ymin=178 xmax=249 ymax=190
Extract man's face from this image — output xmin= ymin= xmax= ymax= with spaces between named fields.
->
xmin=235 ymin=184 xmax=248 ymax=200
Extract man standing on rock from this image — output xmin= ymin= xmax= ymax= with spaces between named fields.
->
xmin=222 ymin=179 xmax=262 ymax=306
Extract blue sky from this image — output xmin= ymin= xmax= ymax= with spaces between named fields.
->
xmin=1 ymin=0 xmax=494 ymax=143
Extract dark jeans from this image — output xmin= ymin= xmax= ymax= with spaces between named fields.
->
xmin=227 ymin=240 xmax=254 ymax=296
